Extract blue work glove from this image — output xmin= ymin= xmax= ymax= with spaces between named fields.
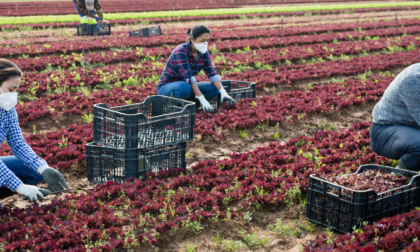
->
xmin=95 ymin=16 xmax=99 ymax=22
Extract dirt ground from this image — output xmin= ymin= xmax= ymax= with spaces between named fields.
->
xmin=0 ymin=99 xmax=374 ymax=251
xmin=0 ymin=62 xmax=385 ymax=250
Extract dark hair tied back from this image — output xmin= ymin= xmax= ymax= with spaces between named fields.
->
xmin=0 ymin=59 xmax=23 ymax=87
xmin=187 ymin=25 xmax=211 ymax=40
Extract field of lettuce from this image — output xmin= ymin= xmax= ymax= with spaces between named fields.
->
xmin=1 ymin=2 xmax=420 ymax=252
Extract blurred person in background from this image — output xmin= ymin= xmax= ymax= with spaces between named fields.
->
xmin=72 ymin=0 xmax=109 ymax=25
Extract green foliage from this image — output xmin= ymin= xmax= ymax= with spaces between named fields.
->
xmin=273 ymin=123 xmax=281 ymax=140
xmin=285 ymin=184 xmax=302 ymax=207
xmin=211 ymin=232 xmax=223 ymax=246
xmin=243 ymin=211 xmax=253 ymax=222
xmin=58 ymin=135 xmax=68 ymax=150
xmin=325 ymin=227 xmax=335 ymax=244
xmin=239 ymin=130 xmax=248 ymax=139
xmin=268 ymin=218 xmax=293 ymax=237
xmin=220 ymin=239 xmax=245 ymax=251
xmin=352 ymin=218 xmax=368 ymax=234
xmin=330 ymin=77 xmax=345 ymax=83
xmin=238 ymin=231 xmax=269 ymax=249
xmin=184 ymin=242 xmax=196 ymax=252
xmin=81 ymin=113 xmax=93 ymax=124
xmin=256 ymin=120 xmax=269 ymax=131
xmin=183 ymin=220 xmax=203 ymax=234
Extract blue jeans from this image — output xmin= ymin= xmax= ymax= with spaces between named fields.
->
xmin=370 ymin=122 xmax=420 ymax=171
xmin=157 ymin=81 xmax=219 ymax=100
xmin=0 ymin=156 xmax=43 ymax=200
xmin=72 ymin=0 xmax=96 ymax=17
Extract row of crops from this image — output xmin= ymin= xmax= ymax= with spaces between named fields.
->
xmin=1 ymin=4 xmax=420 ymax=252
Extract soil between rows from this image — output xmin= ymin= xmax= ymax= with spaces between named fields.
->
xmin=0 ymin=100 xmax=376 ymax=251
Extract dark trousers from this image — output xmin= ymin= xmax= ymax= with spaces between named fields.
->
xmin=370 ymin=122 xmax=420 ymax=171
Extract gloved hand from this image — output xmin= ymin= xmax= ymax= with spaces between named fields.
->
xmin=196 ymin=95 xmax=214 ymax=113
xmin=95 ymin=16 xmax=99 ymax=22
xmin=38 ymin=166 xmax=69 ymax=195
xmin=16 ymin=184 xmax=52 ymax=203
xmin=219 ymin=88 xmax=236 ymax=104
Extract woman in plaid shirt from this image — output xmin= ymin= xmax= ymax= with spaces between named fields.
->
xmin=157 ymin=25 xmax=236 ymax=112
xmin=0 ymin=59 xmax=68 ymax=207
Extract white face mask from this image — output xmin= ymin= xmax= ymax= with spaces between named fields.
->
xmin=0 ymin=87 xmax=18 ymax=111
xmin=192 ymin=40 xmax=208 ymax=54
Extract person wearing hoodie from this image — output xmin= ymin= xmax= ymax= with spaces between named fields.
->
xmin=156 ymin=24 xmax=235 ymax=112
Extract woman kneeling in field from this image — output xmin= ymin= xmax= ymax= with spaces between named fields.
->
xmin=156 ymin=24 xmax=235 ymax=112
xmin=0 ymin=59 xmax=68 ymax=207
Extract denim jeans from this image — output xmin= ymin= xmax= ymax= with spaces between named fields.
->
xmin=157 ymin=81 xmax=219 ymax=100
xmin=370 ymin=122 xmax=420 ymax=171
xmin=0 ymin=156 xmax=43 ymax=200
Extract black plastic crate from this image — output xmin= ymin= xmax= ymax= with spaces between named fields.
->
xmin=306 ymin=164 xmax=420 ymax=233
xmin=129 ymin=26 xmax=162 ymax=38
xmin=208 ymin=80 xmax=257 ymax=108
xmin=77 ymin=23 xmax=111 ymax=36
xmin=91 ymin=23 xmax=111 ymax=36
xmin=77 ymin=24 xmax=90 ymax=36
xmin=93 ymin=96 xmax=195 ymax=150
xmin=86 ymin=142 xmax=186 ymax=184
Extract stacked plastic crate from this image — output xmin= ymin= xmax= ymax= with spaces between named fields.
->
xmin=86 ymin=96 xmax=196 ymax=183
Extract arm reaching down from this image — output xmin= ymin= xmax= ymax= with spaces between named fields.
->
xmin=5 ymin=108 xmax=68 ymax=194
xmin=6 ymin=108 xmax=48 ymax=173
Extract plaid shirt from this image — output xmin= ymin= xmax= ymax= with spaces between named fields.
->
xmin=0 ymin=108 xmax=47 ymax=191
xmin=158 ymin=41 xmax=222 ymax=88
xmin=76 ymin=0 xmax=103 ymax=20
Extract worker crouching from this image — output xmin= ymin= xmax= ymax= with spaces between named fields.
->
xmin=370 ymin=63 xmax=420 ymax=172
